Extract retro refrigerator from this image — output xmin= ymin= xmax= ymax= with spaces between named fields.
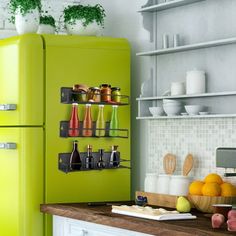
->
xmin=0 ymin=34 xmax=130 ymax=236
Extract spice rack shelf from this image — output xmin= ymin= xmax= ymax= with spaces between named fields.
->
xmin=61 ymin=87 xmax=130 ymax=105
xmin=60 ymin=121 xmax=129 ymax=138
xmin=138 ymin=0 xmax=205 ymax=12
xmin=136 ymin=37 xmax=236 ymax=57
xmin=58 ymin=152 xmax=130 ymax=173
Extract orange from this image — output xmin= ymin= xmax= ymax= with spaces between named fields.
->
xmin=204 ymin=173 xmax=223 ymax=185
xmin=221 ymin=182 xmax=236 ymax=197
xmin=189 ymin=181 xmax=205 ymax=195
xmin=202 ymin=182 xmax=221 ymax=196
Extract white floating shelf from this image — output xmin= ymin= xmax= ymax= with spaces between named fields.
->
xmin=136 ymin=91 xmax=236 ymax=101
xmin=136 ymin=37 xmax=236 ymax=56
xmin=137 ymin=114 xmax=236 ymax=120
xmin=138 ymin=0 xmax=205 ymax=12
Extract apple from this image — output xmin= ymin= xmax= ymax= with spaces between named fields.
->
xmin=211 ymin=213 xmax=225 ymax=229
xmin=228 ymin=210 xmax=236 ymax=220
xmin=227 ymin=219 xmax=236 ymax=231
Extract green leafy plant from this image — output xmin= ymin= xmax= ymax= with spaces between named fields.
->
xmin=63 ymin=4 xmax=106 ymax=27
xmin=9 ymin=0 xmax=42 ymax=23
xmin=40 ymin=15 xmax=55 ymax=27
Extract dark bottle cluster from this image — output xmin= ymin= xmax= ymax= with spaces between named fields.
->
xmin=68 ymin=140 xmax=120 ymax=171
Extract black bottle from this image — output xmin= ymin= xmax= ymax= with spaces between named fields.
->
xmin=110 ymin=145 xmax=119 ymax=167
xmin=69 ymin=140 xmax=82 ymax=170
xmin=97 ymin=149 xmax=105 ymax=169
xmin=85 ymin=145 xmax=93 ymax=169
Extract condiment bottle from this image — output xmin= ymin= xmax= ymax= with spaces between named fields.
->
xmin=85 ymin=145 xmax=93 ymax=169
xmin=68 ymin=103 xmax=79 ymax=137
xmin=82 ymin=104 xmax=93 ymax=137
xmin=109 ymin=105 xmax=119 ymax=137
xmin=100 ymin=84 xmax=111 ymax=102
xmin=97 ymin=149 xmax=105 ymax=169
xmin=96 ymin=105 xmax=105 ymax=137
xmin=111 ymin=87 xmax=121 ymax=103
xmin=109 ymin=145 xmax=119 ymax=167
xmin=69 ymin=140 xmax=82 ymax=171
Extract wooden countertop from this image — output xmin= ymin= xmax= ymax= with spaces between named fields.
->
xmin=40 ymin=202 xmax=235 ymax=236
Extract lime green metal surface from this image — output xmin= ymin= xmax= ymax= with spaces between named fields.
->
xmin=43 ymin=35 xmax=131 ymax=236
xmin=0 ymin=127 xmax=44 ymax=236
xmin=0 ymin=34 xmax=44 ymax=126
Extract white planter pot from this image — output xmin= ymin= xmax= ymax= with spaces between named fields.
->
xmin=66 ymin=20 xmax=101 ymax=36
xmin=15 ymin=8 xmax=40 ymax=35
xmin=37 ymin=24 xmax=55 ymax=34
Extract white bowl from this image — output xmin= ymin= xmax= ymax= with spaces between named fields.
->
xmin=163 ymin=104 xmax=182 ymax=116
xmin=149 ymin=107 xmax=164 ymax=116
xmin=163 ymin=99 xmax=182 ymax=105
xmin=185 ymin=105 xmax=205 ymax=115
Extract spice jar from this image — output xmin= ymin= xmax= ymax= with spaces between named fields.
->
xmin=111 ymin=87 xmax=121 ymax=103
xmin=87 ymin=87 xmax=101 ymax=102
xmin=72 ymin=84 xmax=88 ymax=102
xmin=100 ymin=84 xmax=111 ymax=102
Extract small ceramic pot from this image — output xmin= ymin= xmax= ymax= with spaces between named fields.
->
xmin=66 ymin=20 xmax=101 ymax=36
xmin=15 ymin=8 xmax=40 ymax=35
xmin=37 ymin=24 xmax=55 ymax=34
xmin=156 ymin=174 xmax=170 ymax=194
xmin=169 ymin=175 xmax=192 ymax=196
xmin=144 ymin=173 xmax=158 ymax=193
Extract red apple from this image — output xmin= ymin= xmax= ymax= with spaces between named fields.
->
xmin=228 ymin=210 xmax=236 ymax=220
xmin=211 ymin=213 xmax=225 ymax=228
xmin=227 ymin=219 xmax=236 ymax=231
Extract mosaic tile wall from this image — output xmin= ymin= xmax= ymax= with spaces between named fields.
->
xmin=148 ymin=118 xmax=236 ymax=184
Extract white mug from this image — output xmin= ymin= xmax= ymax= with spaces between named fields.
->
xmin=186 ymin=70 xmax=206 ymax=94
xmin=144 ymin=173 xmax=158 ymax=193
xmin=171 ymin=81 xmax=186 ymax=96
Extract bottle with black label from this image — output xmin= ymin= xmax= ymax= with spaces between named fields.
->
xmin=69 ymin=140 xmax=82 ymax=171
xmin=97 ymin=149 xmax=105 ymax=169
xmin=85 ymin=145 xmax=93 ymax=169
xmin=109 ymin=145 xmax=119 ymax=167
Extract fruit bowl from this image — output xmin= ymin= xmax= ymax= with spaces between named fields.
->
xmin=188 ymin=195 xmax=236 ymax=213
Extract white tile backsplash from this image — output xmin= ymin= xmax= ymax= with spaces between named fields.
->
xmin=148 ymin=118 xmax=236 ymax=184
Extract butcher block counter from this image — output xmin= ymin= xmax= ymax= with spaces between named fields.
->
xmin=40 ymin=202 xmax=235 ymax=236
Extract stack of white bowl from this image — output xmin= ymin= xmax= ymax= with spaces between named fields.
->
xmin=163 ymin=99 xmax=182 ymax=116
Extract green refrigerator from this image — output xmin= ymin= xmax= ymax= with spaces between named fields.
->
xmin=0 ymin=34 xmax=131 ymax=236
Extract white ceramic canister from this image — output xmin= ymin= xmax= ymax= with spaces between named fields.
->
xmin=156 ymin=174 xmax=170 ymax=194
xmin=186 ymin=70 xmax=206 ymax=94
xmin=171 ymin=81 xmax=186 ymax=96
xmin=169 ymin=175 xmax=192 ymax=196
xmin=144 ymin=173 xmax=158 ymax=193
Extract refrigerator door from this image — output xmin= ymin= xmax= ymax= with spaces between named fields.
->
xmin=44 ymin=35 xmax=130 ymax=203
xmin=0 ymin=35 xmax=44 ymax=126
xmin=0 ymin=127 xmax=44 ymax=236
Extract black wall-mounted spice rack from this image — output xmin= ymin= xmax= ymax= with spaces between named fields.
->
xmin=61 ymin=87 xmax=130 ymax=105
xmin=60 ymin=121 xmax=129 ymax=138
xmin=58 ymin=152 xmax=130 ymax=173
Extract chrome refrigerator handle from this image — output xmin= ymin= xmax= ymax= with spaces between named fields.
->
xmin=0 ymin=104 xmax=17 ymax=111
xmin=0 ymin=143 xmax=17 ymax=149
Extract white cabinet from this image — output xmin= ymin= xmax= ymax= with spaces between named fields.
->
xmin=53 ymin=216 xmax=152 ymax=236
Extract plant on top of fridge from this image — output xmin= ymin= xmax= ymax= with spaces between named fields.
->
xmin=8 ymin=0 xmax=42 ymax=23
xmin=63 ymin=4 xmax=106 ymax=36
xmin=40 ymin=15 xmax=55 ymax=28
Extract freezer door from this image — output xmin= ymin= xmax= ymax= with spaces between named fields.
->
xmin=0 ymin=35 xmax=44 ymax=126
xmin=0 ymin=127 xmax=44 ymax=236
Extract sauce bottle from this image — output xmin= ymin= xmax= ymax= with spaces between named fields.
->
xmin=68 ymin=103 xmax=79 ymax=137
xmin=85 ymin=145 xmax=93 ymax=169
xmin=69 ymin=140 xmax=82 ymax=170
xmin=109 ymin=145 xmax=119 ymax=167
xmin=83 ymin=104 xmax=93 ymax=137
xmin=97 ymin=149 xmax=105 ymax=169
xmin=96 ymin=105 xmax=105 ymax=137
xmin=109 ymin=105 xmax=119 ymax=137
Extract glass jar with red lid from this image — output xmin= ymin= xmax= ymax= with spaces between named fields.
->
xmin=100 ymin=84 xmax=111 ymax=102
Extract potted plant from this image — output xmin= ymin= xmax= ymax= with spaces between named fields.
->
xmin=9 ymin=0 xmax=42 ymax=35
xmin=37 ymin=15 xmax=56 ymax=34
xmin=63 ymin=4 xmax=106 ymax=36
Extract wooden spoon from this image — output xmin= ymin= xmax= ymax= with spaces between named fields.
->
xmin=163 ymin=153 xmax=176 ymax=175
xmin=183 ymin=154 xmax=194 ymax=176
